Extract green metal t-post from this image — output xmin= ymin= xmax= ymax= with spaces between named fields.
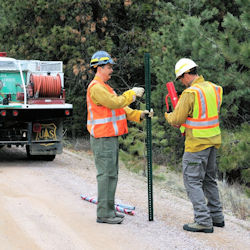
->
xmin=144 ymin=53 xmax=153 ymax=221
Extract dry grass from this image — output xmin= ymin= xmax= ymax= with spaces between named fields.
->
xmin=153 ymin=166 xmax=250 ymax=221
xmin=219 ymin=182 xmax=250 ymax=220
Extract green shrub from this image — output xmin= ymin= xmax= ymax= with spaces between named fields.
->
xmin=218 ymin=123 xmax=250 ymax=186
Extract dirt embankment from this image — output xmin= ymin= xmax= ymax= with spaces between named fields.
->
xmin=0 ymin=147 xmax=249 ymax=250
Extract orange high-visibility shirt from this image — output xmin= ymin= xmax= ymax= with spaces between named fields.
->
xmin=87 ymin=76 xmax=141 ymax=138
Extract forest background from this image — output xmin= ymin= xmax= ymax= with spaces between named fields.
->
xmin=0 ymin=0 xmax=249 ymax=193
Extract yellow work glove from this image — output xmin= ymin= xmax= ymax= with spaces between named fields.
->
xmin=132 ymin=87 xmax=145 ymax=97
xmin=140 ymin=108 xmax=154 ymax=119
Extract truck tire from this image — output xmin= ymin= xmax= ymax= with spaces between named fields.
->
xmin=26 ymin=145 xmax=56 ymax=161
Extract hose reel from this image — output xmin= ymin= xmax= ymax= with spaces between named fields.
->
xmin=30 ymin=74 xmax=62 ymax=98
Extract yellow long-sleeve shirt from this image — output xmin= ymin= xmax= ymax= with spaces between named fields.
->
xmin=89 ymin=76 xmax=142 ymax=123
xmin=165 ymin=76 xmax=221 ymax=152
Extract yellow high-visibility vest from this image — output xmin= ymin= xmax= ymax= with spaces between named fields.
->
xmin=180 ymin=81 xmax=223 ymax=138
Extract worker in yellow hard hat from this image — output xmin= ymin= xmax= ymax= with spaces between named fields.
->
xmin=87 ymin=50 xmax=153 ymax=224
xmin=165 ymin=58 xmax=224 ymax=233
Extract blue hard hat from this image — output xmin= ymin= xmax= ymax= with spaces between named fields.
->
xmin=90 ymin=51 xmax=115 ymax=68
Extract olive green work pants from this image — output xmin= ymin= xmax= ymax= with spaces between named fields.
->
xmin=90 ymin=136 xmax=119 ymax=218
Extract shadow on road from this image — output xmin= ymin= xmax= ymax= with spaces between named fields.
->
xmin=0 ymin=146 xmax=55 ymax=165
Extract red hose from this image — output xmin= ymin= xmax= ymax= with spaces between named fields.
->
xmin=30 ymin=74 xmax=61 ymax=97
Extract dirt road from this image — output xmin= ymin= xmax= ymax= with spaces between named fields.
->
xmin=0 ymin=147 xmax=249 ymax=250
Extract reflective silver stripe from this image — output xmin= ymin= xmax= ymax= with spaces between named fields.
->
xmin=87 ymin=113 xmax=126 ymax=136
xmin=87 ymin=114 xmax=126 ymax=125
xmin=186 ymin=118 xmax=219 ymax=127
xmin=112 ymin=110 xmax=119 ymax=135
xmin=190 ymin=86 xmax=206 ymax=119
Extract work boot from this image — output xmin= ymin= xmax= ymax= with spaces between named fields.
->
xmin=96 ymin=217 xmax=123 ymax=224
xmin=213 ymin=221 xmax=225 ymax=227
xmin=115 ymin=212 xmax=125 ymax=218
xmin=183 ymin=223 xmax=213 ymax=233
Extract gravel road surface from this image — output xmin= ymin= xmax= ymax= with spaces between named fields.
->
xmin=0 ymin=147 xmax=249 ymax=250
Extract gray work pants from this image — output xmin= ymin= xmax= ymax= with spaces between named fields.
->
xmin=182 ymin=147 xmax=224 ymax=226
xmin=90 ymin=136 xmax=118 ymax=218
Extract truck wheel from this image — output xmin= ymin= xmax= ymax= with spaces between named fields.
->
xmin=26 ymin=145 xmax=56 ymax=161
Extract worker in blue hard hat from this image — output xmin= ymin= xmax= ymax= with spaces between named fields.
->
xmin=86 ymin=50 xmax=153 ymax=224
xmin=90 ymin=51 xmax=115 ymax=68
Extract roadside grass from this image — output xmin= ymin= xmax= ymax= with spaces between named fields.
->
xmin=219 ymin=182 xmax=250 ymax=220
xmin=63 ymin=138 xmax=250 ymax=221
xmin=136 ymin=161 xmax=250 ymax=221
